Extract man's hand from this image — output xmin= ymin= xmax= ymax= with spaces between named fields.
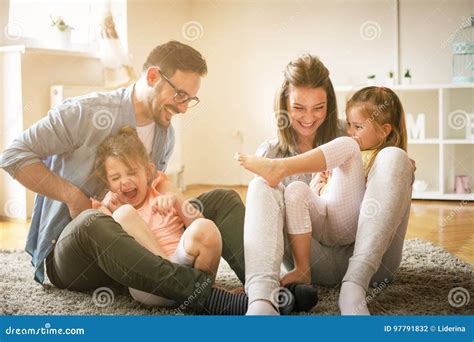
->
xmin=66 ymin=188 xmax=92 ymax=219
xmin=152 ymin=192 xmax=178 ymax=215
xmin=15 ymin=162 xmax=92 ymax=219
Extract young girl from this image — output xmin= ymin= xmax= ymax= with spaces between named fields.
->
xmin=93 ymin=126 xmax=223 ymax=306
xmin=236 ymin=86 xmax=407 ymax=287
xmin=93 ymin=127 xmax=318 ymax=314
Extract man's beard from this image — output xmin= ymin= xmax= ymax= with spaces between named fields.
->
xmin=152 ymin=103 xmax=179 ymax=128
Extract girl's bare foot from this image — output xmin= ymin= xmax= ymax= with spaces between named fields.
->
xmin=234 ymin=153 xmax=285 ymax=187
xmin=280 ymin=268 xmax=311 ymax=287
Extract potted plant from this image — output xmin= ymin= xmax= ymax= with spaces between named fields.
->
xmin=385 ymin=70 xmax=395 ymax=86
xmin=403 ymin=69 xmax=412 ymax=85
xmin=50 ymin=15 xmax=73 ymax=48
xmin=367 ymin=74 xmax=376 ymax=86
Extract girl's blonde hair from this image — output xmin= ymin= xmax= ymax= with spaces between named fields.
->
xmin=275 ymin=53 xmax=339 ymax=155
xmin=94 ymin=126 xmax=149 ymax=183
xmin=346 ymin=86 xmax=407 ymax=173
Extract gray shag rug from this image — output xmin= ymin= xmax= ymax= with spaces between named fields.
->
xmin=0 ymin=239 xmax=472 ymax=315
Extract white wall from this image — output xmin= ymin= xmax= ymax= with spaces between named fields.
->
xmin=126 ymin=0 xmax=471 ymax=186
xmin=0 ymin=49 xmax=105 ymax=219
xmin=0 ymin=48 xmax=26 ymax=220
xmin=186 ymin=0 xmax=397 ymax=185
xmin=400 ymin=0 xmax=473 ymax=83
xmin=0 ymin=0 xmax=107 ymax=219
xmin=0 ymin=1 xmax=8 ymax=46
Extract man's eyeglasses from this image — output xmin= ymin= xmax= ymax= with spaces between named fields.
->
xmin=158 ymin=70 xmax=200 ymax=108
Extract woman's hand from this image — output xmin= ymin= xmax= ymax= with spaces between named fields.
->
xmin=152 ymin=192 xmax=178 ymax=215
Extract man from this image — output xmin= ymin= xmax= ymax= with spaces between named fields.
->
xmin=0 ymin=41 xmax=245 ymax=309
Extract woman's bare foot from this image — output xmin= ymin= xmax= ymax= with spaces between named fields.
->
xmin=234 ymin=153 xmax=286 ymax=187
xmin=280 ymin=268 xmax=311 ymax=287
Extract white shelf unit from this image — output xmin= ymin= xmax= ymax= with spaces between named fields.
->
xmin=335 ymin=83 xmax=474 ymax=201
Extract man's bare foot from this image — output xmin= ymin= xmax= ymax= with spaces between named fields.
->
xmin=280 ymin=268 xmax=311 ymax=287
xmin=234 ymin=153 xmax=285 ymax=187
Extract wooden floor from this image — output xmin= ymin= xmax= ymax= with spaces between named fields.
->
xmin=1 ymin=185 xmax=472 ymax=265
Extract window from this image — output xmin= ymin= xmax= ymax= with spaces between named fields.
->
xmin=7 ymin=0 xmax=127 ymax=50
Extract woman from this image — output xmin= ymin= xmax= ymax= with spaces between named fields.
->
xmin=244 ymin=54 xmax=414 ymax=315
